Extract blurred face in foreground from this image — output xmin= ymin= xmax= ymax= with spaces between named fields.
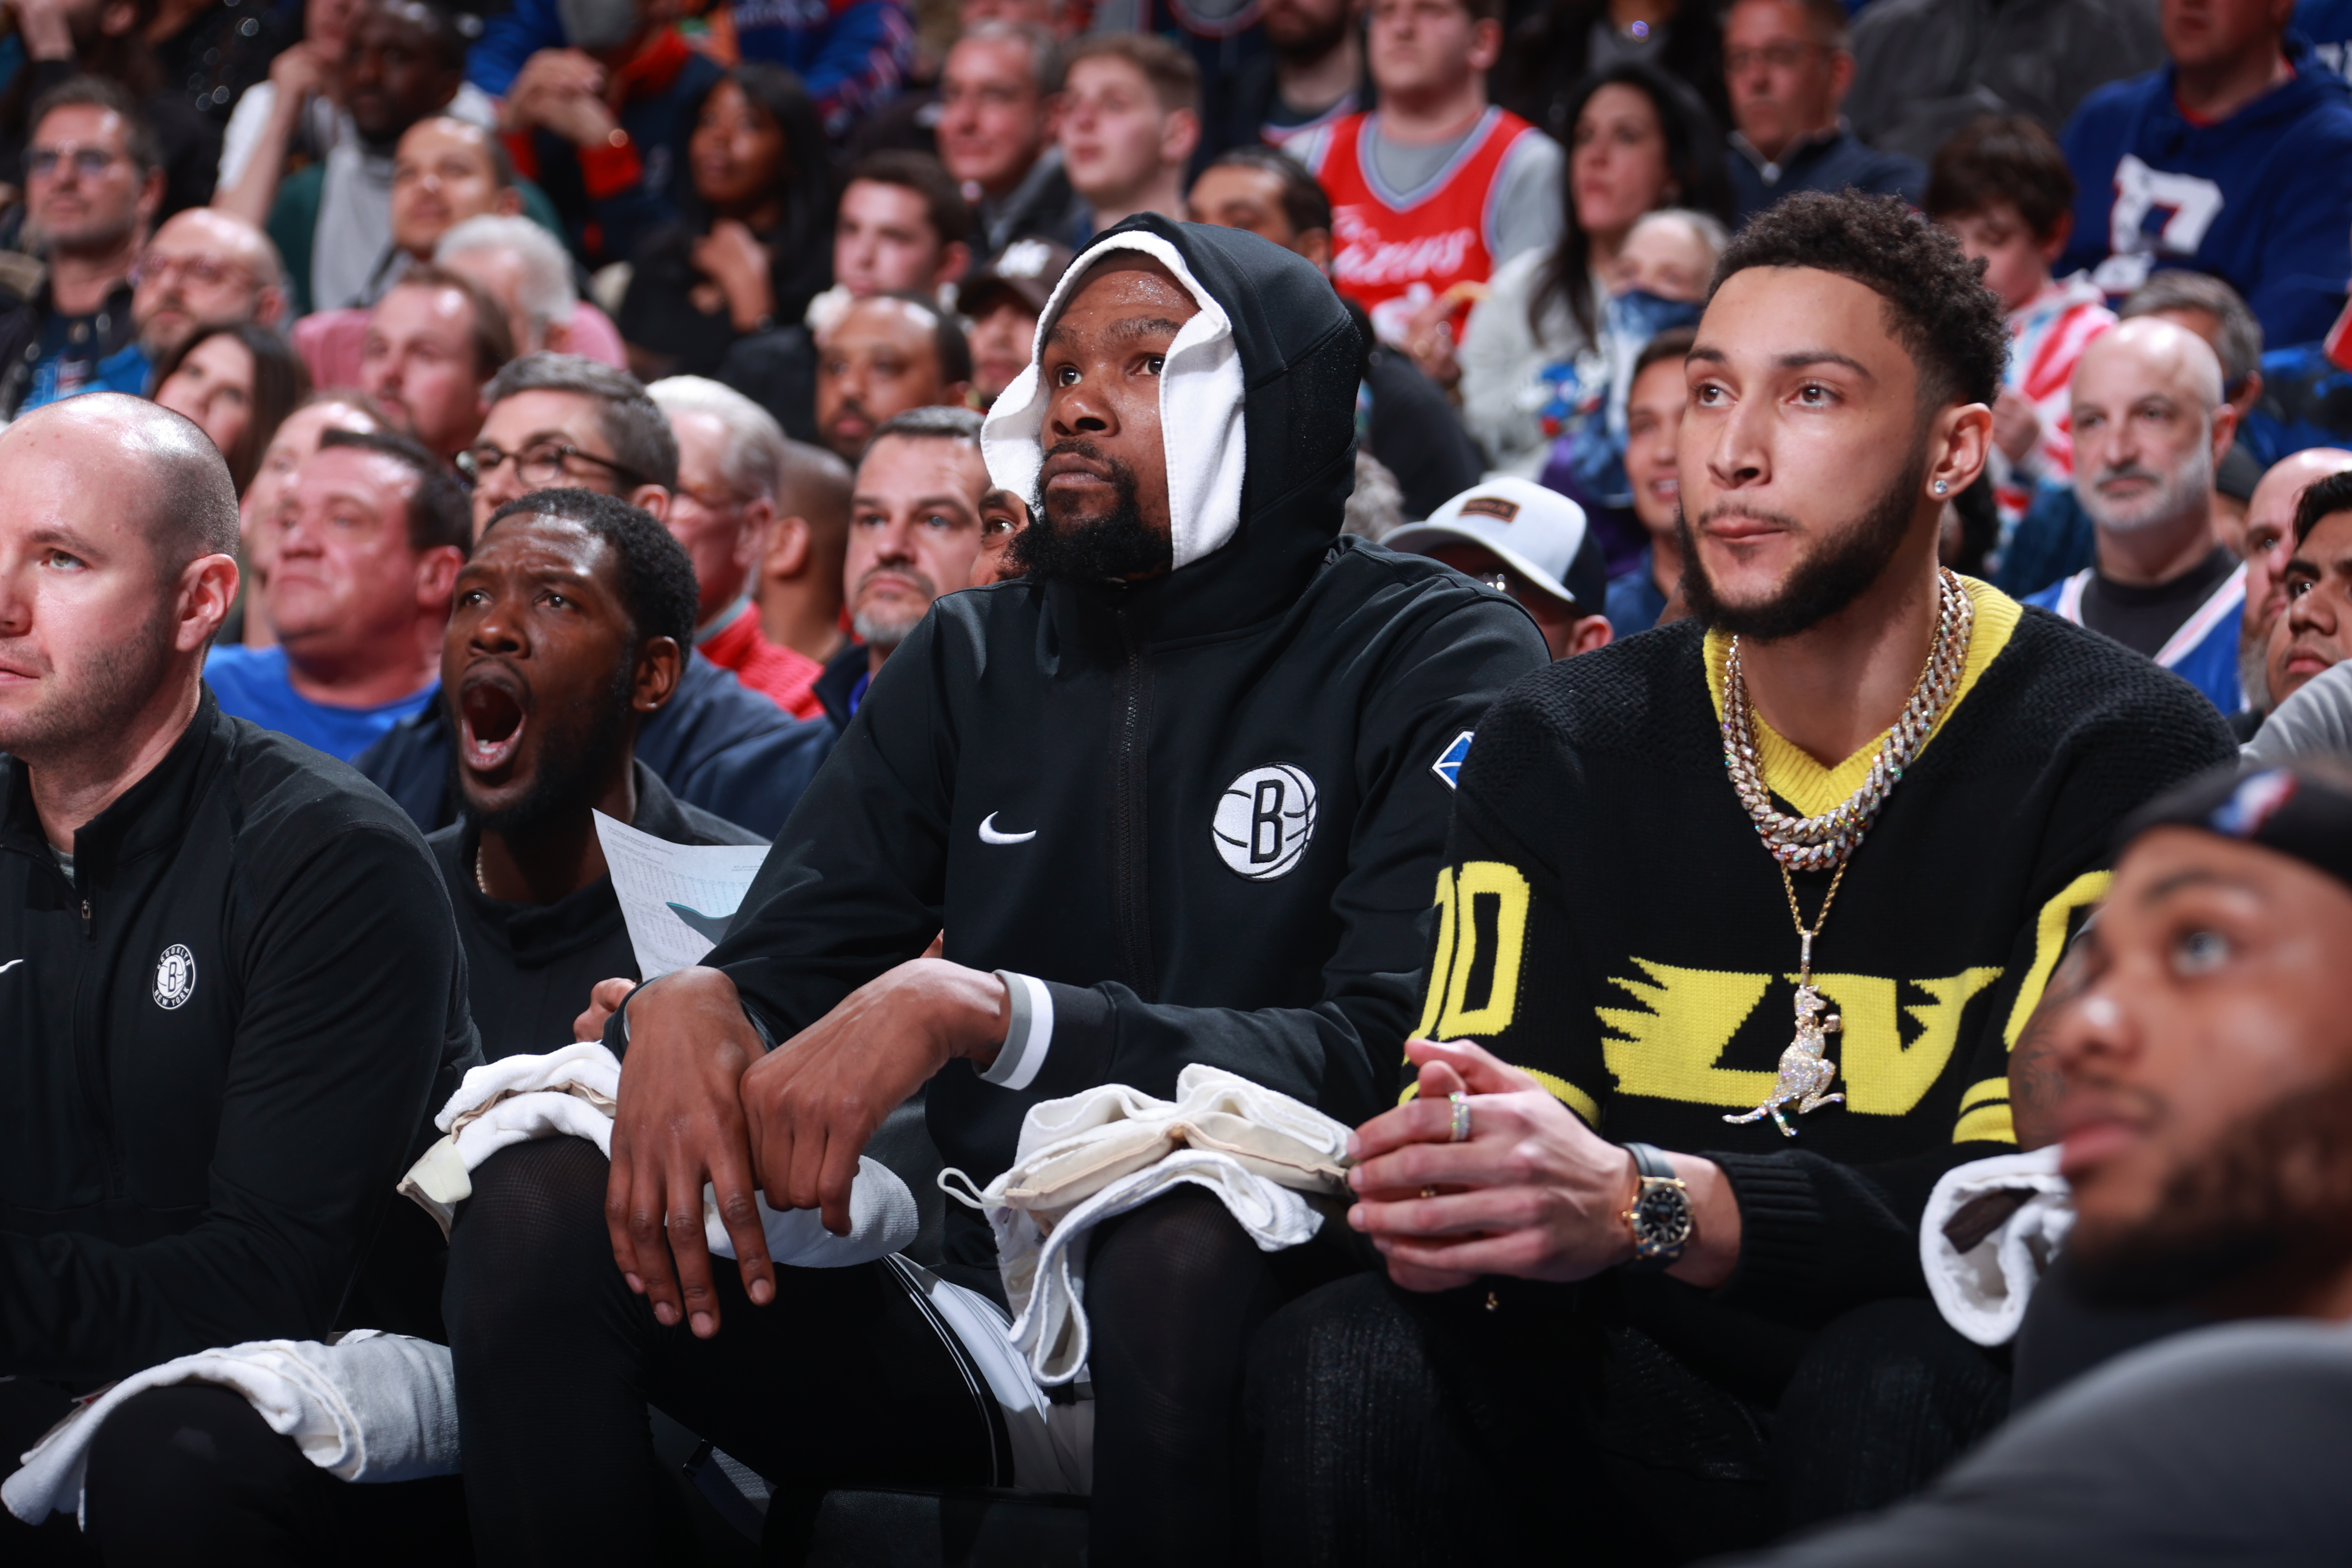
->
xmin=2052 ymin=819 xmax=2352 ymax=1317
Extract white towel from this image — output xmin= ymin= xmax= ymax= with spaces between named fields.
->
xmin=398 ymin=1042 xmax=919 ymax=1268
xmin=3 ymin=1331 xmax=455 ymax=1527
xmin=943 ymin=1064 xmax=1352 ymax=1385
xmin=1921 ymin=1146 xmax=2074 ymax=1347
xmin=980 ymin=230 xmax=1248 ymax=571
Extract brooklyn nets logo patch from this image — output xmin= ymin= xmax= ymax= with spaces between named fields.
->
xmin=153 ymin=944 xmax=196 ymax=1010
xmin=1213 ymin=765 xmax=1318 ymax=880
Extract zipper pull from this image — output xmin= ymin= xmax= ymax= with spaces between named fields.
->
xmin=80 ymin=897 xmax=90 ymax=932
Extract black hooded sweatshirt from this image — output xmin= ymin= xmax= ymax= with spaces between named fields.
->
xmin=692 ymin=217 xmax=1551 ymax=1279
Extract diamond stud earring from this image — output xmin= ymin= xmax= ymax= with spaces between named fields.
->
xmin=1933 ymin=480 xmax=1949 ymax=495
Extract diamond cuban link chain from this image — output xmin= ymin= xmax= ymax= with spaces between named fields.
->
xmin=1718 ymin=569 xmax=1975 ymax=1133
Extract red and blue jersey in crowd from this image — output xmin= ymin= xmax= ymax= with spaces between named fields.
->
xmin=467 ymin=0 xmax=912 ymax=141
xmin=2058 ymin=32 xmax=2352 ymax=347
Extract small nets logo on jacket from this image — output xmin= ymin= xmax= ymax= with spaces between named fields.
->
xmin=152 ymin=944 xmax=196 ymax=1010
xmin=1213 ymin=765 xmax=1317 ymax=880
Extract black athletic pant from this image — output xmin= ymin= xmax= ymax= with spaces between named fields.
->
xmin=1247 ymin=1273 xmax=2011 ymax=1566
xmin=0 ymin=1377 xmax=470 ymax=1567
xmin=444 ymin=1135 xmax=1356 ymax=1564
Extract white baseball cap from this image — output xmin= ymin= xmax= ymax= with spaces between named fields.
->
xmin=1384 ymin=476 xmax=1609 ymax=611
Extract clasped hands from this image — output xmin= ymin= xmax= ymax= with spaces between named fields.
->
xmin=1346 ymin=1038 xmax=1739 ymax=1292
xmin=579 ymin=951 xmax=1007 ymax=1339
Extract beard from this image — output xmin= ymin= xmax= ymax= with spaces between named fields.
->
xmin=850 ymin=564 xmax=940 ymax=653
xmin=138 ymin=301 xmax=194 ymax=363
xmin=1263 ymin=0 xmax=1351 ymax=58
xmin=1011 ymin=440 xmax=1174 ymax=584
xmin=0 ymin=614 xmax=178 ymax=766
xmin=1678 ymin=457 xmax=1921 ymax=643
xmin=451 ymin=660 xmax=635 ymax=841
xmin=2077 ymin=443 xmax=2214 ymax=535
xmin=2070 ymin=1061 xmax=2352 ymax=1314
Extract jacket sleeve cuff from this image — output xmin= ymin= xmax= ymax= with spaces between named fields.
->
xmin=1016 ymin=980 xmax=1115 ymax=1099
xmin=1705 ymin=1150 xmax=1830 ymax=1318
xmin=980 ymin=971 xmax=1053 ymax=1090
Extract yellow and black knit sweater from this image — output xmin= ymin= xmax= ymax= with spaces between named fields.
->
xmin=1424 ymin=580 xmax=2236 ymax=1332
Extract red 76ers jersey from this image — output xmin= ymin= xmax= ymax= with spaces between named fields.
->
xmin=1304 ymin=106 xmax=1540 ymax=345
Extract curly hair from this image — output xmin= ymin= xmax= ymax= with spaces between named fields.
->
xmin=480 ymin=488 xmax=699 ymax=650
xmin=1709 ymin=190 xmax=2007 ymax=414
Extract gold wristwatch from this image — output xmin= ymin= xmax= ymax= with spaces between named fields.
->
xmin=1621 ymin=1141 xmax=1693 ymax=1273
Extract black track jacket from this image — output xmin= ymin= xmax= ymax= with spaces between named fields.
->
xmin=0 ymin=694 xmax=476 ymax=1382
xmin=701 ymin=218 xmax=1550 ymax=1275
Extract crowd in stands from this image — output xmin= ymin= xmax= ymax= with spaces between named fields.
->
xmin=6 ymin=0 xmax=2352 ymax=1560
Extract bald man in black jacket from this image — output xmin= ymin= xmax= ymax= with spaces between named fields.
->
xmin=0 ymin=396 xmax=474 ymax=1560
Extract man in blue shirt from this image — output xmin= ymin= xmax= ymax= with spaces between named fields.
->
xmin=2060 ymin=0 xmax=2352 ymax=348
xmin=206 ymin=429 xmax=471 ymax=760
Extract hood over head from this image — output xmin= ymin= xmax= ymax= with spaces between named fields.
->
xmin=981 ymin=215 xmax=1361 ymax=610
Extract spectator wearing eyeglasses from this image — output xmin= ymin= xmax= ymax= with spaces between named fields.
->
xmin=1721 ymin=0 xmax=1921 ymax=224
xmin=130 ymin=207 xmax=289 ymax=370
xmin=359 ymin=262 xmax=517 ymax=460
xmin=358 ymin=351 xmax=839 ymax=836
xmin=459 ymin=353 xmax=674 ymax=537
xmin=0 ymin=79 xmax=165 ymax=418
xmin=0 ymin=0 xmax=225 ymax=223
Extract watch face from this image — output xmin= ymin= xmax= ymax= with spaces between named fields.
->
xmin=1633 ymin=1183 xmax=1694 ymax=1254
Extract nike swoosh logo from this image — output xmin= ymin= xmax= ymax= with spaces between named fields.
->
xmin=978 ymin=813 xmax=1036 ymax=845
xmin=0 ymin=959 xmax=20 ymax=975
